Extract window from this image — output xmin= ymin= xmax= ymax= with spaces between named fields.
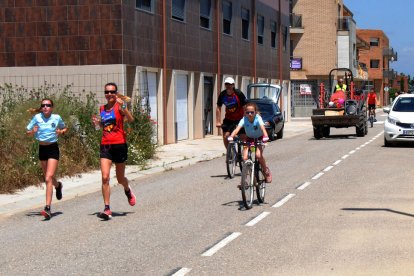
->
xmin=200 ymin=0 xmax=211 ymax=29
xmin=370 ymin=37 xmax=379 ymax=47
xmin=136 ymin=0 xmax=153 ymax=12
xmin=172 ymin=0 xmax=185 ymax=21
xmin=370 ymin=59 xmax=380 ymax=68
xmin=271 ymin=21 xmax=277 ymax=48
xmin=282 ymin=25 xmax=288 ymax=51
xmin=257 ymin=15 xmax=264 ymax=45
xmin=222 ymin=0 xmax=232 ymax=35
xmin=241 ymin=8 xmax=249 ymax=40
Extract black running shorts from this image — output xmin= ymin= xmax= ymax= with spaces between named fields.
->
xmin=39 ymin=143 xmax=60 ymax=161
xmin=100 ymin=143 xmax=128 ymax=163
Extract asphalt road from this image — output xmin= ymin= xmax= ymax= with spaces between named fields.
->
xmin=2 ymin=116 xmax=414 ymax=275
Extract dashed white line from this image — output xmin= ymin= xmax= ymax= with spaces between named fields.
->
xmin=272 ymin=193 xmax=296 ymax=208
xmin=312 ymin=172 xmax=324 ymax=180
xmin=201 ymin=232 xmax=241 ymax=257
xmin=245 ymin=211 xmax=271 ymax=226
xmin=323 ymin=165 xmax=334 ymax=172
xmin=297 ymin=181 xmax=311 ymax=190
xmin=355 ymin=147 xmax=361 ymax=150
xmin=172 ymin=268 xmax=192 ymax=276
xmin=342 ymin=154 xmax=349 ymax=159
xmin=349 ymin=150 xmax=356 ymax=154
xmin=333 ymin=159 xmax=342 ymax=165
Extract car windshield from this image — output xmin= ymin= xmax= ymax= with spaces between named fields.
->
xmin=392 ymin=98 xmax=414 ymax=112
xmin=256 ymin=103 xmax=274 ymax=117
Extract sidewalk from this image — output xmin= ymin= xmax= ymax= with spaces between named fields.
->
xmin=0 ymin=118 xmax=313 ymax=218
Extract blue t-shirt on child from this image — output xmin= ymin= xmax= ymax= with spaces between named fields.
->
xmin=26 ymin=113 xmax=65 ymax=143
xmin=238 ymin=114 xmax=264 ymax=138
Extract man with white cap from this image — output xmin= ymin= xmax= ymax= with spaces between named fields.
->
xmin=216 ymin=77 xmax=247 ymax=149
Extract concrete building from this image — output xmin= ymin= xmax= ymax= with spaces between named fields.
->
xmin=0 ymin=0 xmax=291 ymax=145
xmin=289 ymin=0 xmax=367 ymax=117
xmin=357 ymin=29 xmax=398 ymax=106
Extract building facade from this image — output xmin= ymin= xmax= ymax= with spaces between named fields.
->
xmin=289 ymin=0 xmax=367 ymax=117
xmin=0 ymin=0 xmax=291 ymax=145
xmin=357 ymin=29 xmax=398 ymax=106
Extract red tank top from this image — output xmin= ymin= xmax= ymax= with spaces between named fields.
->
xmin=99 ymin=103 xmax=126 ymax=145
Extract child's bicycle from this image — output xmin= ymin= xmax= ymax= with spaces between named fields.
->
xmin=239 ymin=138 xmax=267 ymax=209
xmin=226 ymin=135 xmax=242 ymax=178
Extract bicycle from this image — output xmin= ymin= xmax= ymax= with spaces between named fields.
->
xmin=239 ymin=138 xmax=267 ymax=209
xmin=368 ymin=108 xmax=375 ymax=128
xmin=226 ymin=135 xmax=242 ymax=178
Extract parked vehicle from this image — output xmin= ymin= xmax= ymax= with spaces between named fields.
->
xmin=248 ymin=98 xmax=284 ymax=140
xmin=383 ymin=94 xmax=414 ymax=146
xmin=246 ymin=83 xmax=284 ymax=140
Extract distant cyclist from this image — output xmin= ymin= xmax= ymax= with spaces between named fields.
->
xmin=367 ymin=88 xmax=378 ymax=122
xmin=216 ymin=77 xmax=247 ymax=149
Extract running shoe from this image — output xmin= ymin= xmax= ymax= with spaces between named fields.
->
xmin=125 ymin=187 xmax=136 ymax=206
xmin=99 ymin=208 xmax=112 ymax=220
xmin=55 ymin=182 xmax=63 ymax=200
xmin=41 ymin=207 xmax=52 ymax=220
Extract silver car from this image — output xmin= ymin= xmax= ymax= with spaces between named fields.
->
xmin=384 ymin=94 xmax=414 ymax=146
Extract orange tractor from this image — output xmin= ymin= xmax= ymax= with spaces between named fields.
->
xmin=311 ymin=68 xmax=368 ymax=139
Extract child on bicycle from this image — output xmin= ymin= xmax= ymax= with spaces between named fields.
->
xmin=228 ymin=102 xmax=272 ymax=183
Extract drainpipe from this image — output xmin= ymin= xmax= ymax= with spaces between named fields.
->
xmin=162 ymin=0 xmax=168 ymax=144
xmin=278 ymin=0 xmax=284 ymax=114
xmin=252 ymin=0 xmax=257 ymax=82
xmin=216 ymin=0 xmax=221 ymax=95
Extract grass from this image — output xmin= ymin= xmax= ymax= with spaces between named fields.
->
xmin=0 ymin=82 xmax=157 ymax=194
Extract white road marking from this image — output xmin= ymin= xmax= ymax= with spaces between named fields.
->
xmin=245 ymin=211 xmax=271 ymax=226
xmin=333 ymin=159 xmax=342 ymax=165
xmin=312 ymin=172 xmax=324 ymax=180
xmin=172 ymin=268 xmax=192 ymax=276
xmin=349 ymin=150 xmax=356 ymax=154
xmin=201 ymin=232 xmax=241 ymax=257
xmin=297 ymin=181 xmax=312 ymax=190
xmin=342 ymin=154 xmax=349 ymax=159
xmin=355 ymin=147 xmax=361 ymax=150
xmin=323 ymin=165 xmax=333 ymax=172
xmin=272 ymin=193 xmax=296 ymax=208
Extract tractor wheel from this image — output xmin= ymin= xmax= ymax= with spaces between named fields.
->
xmin=313 ymin=126 xmax=323 ymax=139
xmin=356 ymin=115 xmax=366 ymax=137
xmin=322 ymin=126 xmax=330 ymax=137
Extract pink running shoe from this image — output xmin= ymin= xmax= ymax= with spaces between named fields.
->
xmin=125 ymin=187 xmax=136 ymax=206
xmin=100 ymin=208 xmax=112 ymax=220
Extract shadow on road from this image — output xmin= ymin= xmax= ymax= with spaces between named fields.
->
xmin=342 ymin=208 xmax=414 ymax=218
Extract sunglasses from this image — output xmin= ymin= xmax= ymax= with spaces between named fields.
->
xmin=225 ymin=83 xmax=233 ymax=85
xmin=104 ymin=90 xmax=117 ymax=94
xmin=245 ymin=111 xmax=255 ymax=115
xmin=41 ymin=104 xmax=53 ymax=107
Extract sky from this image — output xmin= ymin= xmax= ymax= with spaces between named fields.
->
xmin=344 ymin=0 xmax=414 ymax=77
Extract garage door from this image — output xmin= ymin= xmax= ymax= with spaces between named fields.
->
xmin=175 ymin=74 xmax=188 ymax=141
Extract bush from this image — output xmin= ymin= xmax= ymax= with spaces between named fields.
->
xmin=0 ymin=83 xmax=157 ymax=193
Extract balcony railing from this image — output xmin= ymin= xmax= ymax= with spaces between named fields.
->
xmin=290 ymin=13 xmax=302 ymax=28
xmin=383 ymin=69 xmax=396 ymax=80
xmin=337 ymin=17 xmax=352 ymax=31
xmin=383 ymin=48 xmax=398 ymax=61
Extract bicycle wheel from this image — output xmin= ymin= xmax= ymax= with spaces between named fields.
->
xmin=369 ymin=115 xmax=374 ymax=128
xmin=241 ymin=161 xmax=254 ymax=209
xmin=226 ymin=143 xmax=237 ymax=178
xmin=255 ymin=163 xmax=266 ymax=203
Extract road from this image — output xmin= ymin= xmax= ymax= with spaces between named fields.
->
xmin=2 ymin=116 xmax=414 ymax=275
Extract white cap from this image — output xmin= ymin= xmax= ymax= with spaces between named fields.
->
xmin=224 ymin=77 xmax=235 ymax=84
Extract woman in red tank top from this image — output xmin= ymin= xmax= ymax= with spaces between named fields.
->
xmin=93 ymin=82 xmax=136 ymax=220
